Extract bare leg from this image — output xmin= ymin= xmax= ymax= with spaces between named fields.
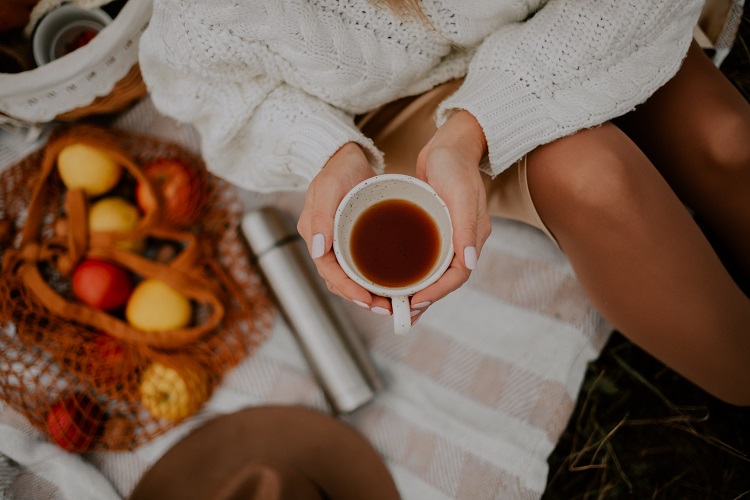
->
xmin=614 ymin=42 xmax=750 ymax=286
xmin=527 ymin=122 xmax=750 ymax=406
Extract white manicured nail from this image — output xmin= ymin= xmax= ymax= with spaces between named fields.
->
xmin=410 ymin=309 xmax=421 ymax=317
xmin=371 ymin=306 xmax=391 ymax=316
xmin=353 ymin=299 xmax=369 ymax=309
xmin=311 ymin=233 xmax=325 ymax=259
xmin=464 ymin=246 xmax=477 ymax=270
xmin=411 ymin=300 xmax=431 ymax=309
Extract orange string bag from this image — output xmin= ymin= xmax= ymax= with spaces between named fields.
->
xmin=0 ymin=125 xmax=273 ymax=451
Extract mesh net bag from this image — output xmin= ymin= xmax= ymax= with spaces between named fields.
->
xmin=0 ymin=124 xmax=274 ymax=452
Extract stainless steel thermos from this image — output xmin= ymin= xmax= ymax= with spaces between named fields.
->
xmin=241 ymin=207 xmax=383 ymax=414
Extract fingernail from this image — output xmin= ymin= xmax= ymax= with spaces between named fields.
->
xmin=411 ymin=300 xmax=431 ymax=309
xmin=353 ymin=299 xmax=369 ymax=309
xmin=464 ymin=246 xmax=477 ymax=270
xmin=311 ymin=233 xmax=325 ymax=259
xmin=410 ymin=309 xmax=421 ymax=317
xmin=371 ymin=306 xmax=391 ymax=316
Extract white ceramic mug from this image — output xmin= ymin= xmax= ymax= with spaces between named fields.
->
xmin=32 ymin=5 xmax=112 ymax=66
xmin=333 ymin=174 xmax=453 ymax=334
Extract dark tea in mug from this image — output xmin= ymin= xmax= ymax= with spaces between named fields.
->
xmin=350 ymin=199 xmax=440 ymax=288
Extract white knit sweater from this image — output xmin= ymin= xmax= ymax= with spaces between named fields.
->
xmin=139 ymin=0 xmax=703 ymax=193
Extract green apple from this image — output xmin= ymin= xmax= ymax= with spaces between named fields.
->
xmin=88 ymin=197 xmax=144 ymax=252
xmin=125 ymin=279 xmax=193 ymax=332
xmin=57 ymin=143 xmax=122 ymax=196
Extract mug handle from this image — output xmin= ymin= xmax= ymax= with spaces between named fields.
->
xmin=392 ymin=295 xmax=411 ymax=335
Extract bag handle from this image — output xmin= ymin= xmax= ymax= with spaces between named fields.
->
xmin=63 ymin=189 xmax=89 ymax=273
xmin=17 ymin=247 xmax=225 ymax=349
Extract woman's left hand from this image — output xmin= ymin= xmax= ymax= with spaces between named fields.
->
xmin=410 ymin=110 xmax=492 ymax=322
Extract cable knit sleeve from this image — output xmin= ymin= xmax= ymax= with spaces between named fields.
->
xmin=436 ymin=0 xmax=704 ymax=177
xmin=138 ymin=1 xmax=384 ymax=194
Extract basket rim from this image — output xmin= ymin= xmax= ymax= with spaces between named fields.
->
xmin=0 ymin=0 xmax=152 ymax=122
xmin=0 ymin=0 xmax=152 ymax=96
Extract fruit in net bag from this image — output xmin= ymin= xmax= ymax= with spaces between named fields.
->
xmin=125 ymin=279 xmax=193 ymax=332
xmin=88 ymin=197 xmax=144 ymax=252
xmin=71 ymin=258 xmax=132 ymax=311
xmin=136 ymin=158 xmax=206 ymax=227
xmin=81 ymin=333 xmax=129 ymax=385
xmin=57 ymin=144 xmax=122 ymax=196
xmin=46 ymin=393 xmax=104 ymax=453
xmin=139 ymin=362 xmax=209 ymax=421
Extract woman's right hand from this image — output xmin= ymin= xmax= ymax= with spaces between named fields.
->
xmin=297 ymin=142 xmax=394 ymax=314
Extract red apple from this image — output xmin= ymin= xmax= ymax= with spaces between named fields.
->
xmin=93 ymin=333 xmax=126 ymax=365
xmin=135 ymin=158 xmax=206 ymax=227
xmin=46 ymin=394 xmax=103 ymax=453
xmin=85 ymin=333 xmax=128 ymax=384
xmin=72 ymin=258 xmax=132 ymax=311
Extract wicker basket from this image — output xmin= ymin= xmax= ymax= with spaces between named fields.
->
xmin=0 ymin=0 xmax=151 ymax=126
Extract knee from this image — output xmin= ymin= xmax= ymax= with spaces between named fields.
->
xmin=529 ymin=135 xmax=639 ymax=225
xmin=702 ymin=112 xmax=750 ymax=177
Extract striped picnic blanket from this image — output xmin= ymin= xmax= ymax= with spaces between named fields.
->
xmin=0 ymin=97 xmax=611 ymax=500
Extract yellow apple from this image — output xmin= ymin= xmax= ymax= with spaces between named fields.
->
xmin=139 ymin=362 xmax=208 ymax=421
xmin=88 ymin=197 xmax=144 ymax=251
xmin=57 ymin=143 xmax=122 ymax=196
xmin=125 ymin=279 xmax=193 ymax=332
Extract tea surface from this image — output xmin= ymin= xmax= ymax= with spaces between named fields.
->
xmin=351 ymin=199 xmax=440 ymax=288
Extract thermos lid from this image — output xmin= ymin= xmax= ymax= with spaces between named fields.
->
xmin=242 ymin=207 xmax=299 ymax=257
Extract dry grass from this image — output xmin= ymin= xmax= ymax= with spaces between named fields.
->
xmin=544 ymin=333 xmax=750 ymax=499
xmin=543 ymin=11 xmax=750 ymax=499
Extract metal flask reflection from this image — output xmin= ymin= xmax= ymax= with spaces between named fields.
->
xmin=241 ymin=207 xmax=383 ymax=414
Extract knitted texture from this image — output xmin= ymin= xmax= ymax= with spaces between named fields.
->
xmin=139 ymin=0 xmax=703 ymax=193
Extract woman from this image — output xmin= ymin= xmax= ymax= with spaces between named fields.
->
xmin=140 ymin=0 xmax=750 ymax=405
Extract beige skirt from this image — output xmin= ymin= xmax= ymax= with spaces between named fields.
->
xmin=356 ymin=79 xmax=555 ymax=243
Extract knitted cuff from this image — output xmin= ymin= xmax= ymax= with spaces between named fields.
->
xmin=287 ymin=111 xmax=385 ymax=184
xmin=436 ymin=73 xmax=565 ymax=177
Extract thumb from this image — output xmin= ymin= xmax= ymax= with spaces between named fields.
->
xmin=307 ymin=185 xmax=341 ymax=259
xmin=442 ymin=186 xmax=479 ymax=271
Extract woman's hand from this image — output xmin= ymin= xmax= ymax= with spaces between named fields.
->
xmin=410 ymin=110 xmax=492 ymax=322
xmin=297 ymin=142 xmax=393 ymax=314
